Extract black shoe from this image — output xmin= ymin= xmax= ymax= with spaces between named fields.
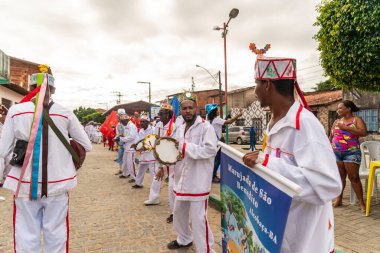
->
xmin=167 ymin=240 xmax=193 ymax=250
xmin=128 ymin=179 xmax=135 ymax=183
xmin=132 ymin=184 xmax=143 ymax=189
xmin=166 ymin=214 xmax=173 ymax=224
xmin=115 ymin=171 xmax=122 ymax=175
xmin=119 ymin=175 xmax=127 ymax=178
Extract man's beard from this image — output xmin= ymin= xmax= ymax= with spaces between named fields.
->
xmin=183 ymin=114 xmax=196 ymax=123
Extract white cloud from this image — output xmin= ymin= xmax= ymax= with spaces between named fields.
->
xmin=0 ymin=0 xmax=326 ymax=110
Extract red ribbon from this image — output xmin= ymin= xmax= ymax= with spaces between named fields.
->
xmin=19 ymin=86 xmax=41 ymax=103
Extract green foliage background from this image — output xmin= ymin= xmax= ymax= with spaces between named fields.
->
xmin=314 ymin=0 xmax=380 ymax=91
xmin=73 ymin=106 xmax=106 ymax=124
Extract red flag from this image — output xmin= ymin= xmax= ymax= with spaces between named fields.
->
xmin=99 ymin=111 xmax=118 ymax=138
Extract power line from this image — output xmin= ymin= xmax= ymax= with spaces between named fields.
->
xmin=298 ymin=65 xmax=320 ymax=71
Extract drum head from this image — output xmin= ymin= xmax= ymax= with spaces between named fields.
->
xmin=134 ymin=139 xmax=144 ymax=151
xmin=143 ymin=134 xmax=158 ymax=150
xmin=154 ymin=137 xmax=182 ymax=165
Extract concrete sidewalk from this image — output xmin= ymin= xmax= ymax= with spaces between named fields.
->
xmin=0 ymin=144 xmax=378 ymax=252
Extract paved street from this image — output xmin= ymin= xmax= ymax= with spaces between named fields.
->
xmin=0 ymin=144 xmax=379 ymax=253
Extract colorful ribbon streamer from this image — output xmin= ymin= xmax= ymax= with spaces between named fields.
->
xmin=15 ymin=74 xmax=48 ymax=199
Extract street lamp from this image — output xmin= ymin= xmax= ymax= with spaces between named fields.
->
xmin=195 ymin=64 xmax=224 ymax=118
xmin=213 ymin=8 xmax=239 ymax=144
xmin=137 ymin=81 xmax=151 ymax=103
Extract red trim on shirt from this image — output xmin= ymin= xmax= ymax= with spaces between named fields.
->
xmin=174 ymin=190 xmax=210 ymax=197
xmin=12 ymin=112 xmax=68 ymax=119
xmin=295 ymin=104 xmax=303 ymax=130
xmin=182 ymin=143 xmax=186 ymax=158
xmin=7 ymin=175 xmax=77 ymax=184
xmin=262 ymin=154 xmax=269 ymax=166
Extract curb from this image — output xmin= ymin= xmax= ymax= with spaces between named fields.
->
xmin=209 ymin=193 xmax=221 ymax=211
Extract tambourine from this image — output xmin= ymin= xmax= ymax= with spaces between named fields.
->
xmin=153 ymin=137 xmax=182 ymax=165
xmin=143 ymin=134 xmax=158 ymax=150
xmin=134 ymin=139 xmax=144 ymax=151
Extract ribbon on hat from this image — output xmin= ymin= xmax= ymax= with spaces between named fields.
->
xmin=15 ymin=74 xmax=48 ymax=199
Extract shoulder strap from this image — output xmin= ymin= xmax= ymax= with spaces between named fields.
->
xmin=42 ymin=109 xmax=80 ymax=163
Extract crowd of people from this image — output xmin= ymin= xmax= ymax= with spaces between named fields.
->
xmin=0 ymin=56 xmax=371 ymax=253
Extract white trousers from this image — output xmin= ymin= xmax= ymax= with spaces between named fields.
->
xmin=173 ymin=199 xmax=215 ymax=253
xmin=14 ymin=193 xmax=69 ymax=253
xmin=147 ymin=166 xmax=175 ymax=209
xmin=122 ymin=151 xmax=136 ymax=179
xmin=135 ymin=163 xmax=155 ymax=186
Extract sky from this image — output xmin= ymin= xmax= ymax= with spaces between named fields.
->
xmin=0 ymin=0 xmax=327 ymax=110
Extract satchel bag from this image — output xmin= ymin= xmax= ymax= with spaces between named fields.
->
xmin=9 ymin=140 xmax=28 ymax=167
xmin=42 ymin=108 xmax=86 ymax=170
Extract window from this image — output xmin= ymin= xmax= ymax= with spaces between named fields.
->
xmin=236 ymin=118 xmax=245 ymax=126
xmin=1 ymin=98 xmax=12 ymax=109
xmin=356 ymin=109 xmax=379 ymax=132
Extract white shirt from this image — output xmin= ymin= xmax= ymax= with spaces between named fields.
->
xmin=120 ymin=121 xmax=138 ymax=152
xmin=259 ymin=101 xmax=342 ymax=253
xmin=137 ymin=125 xmax=155 ymax=164
xmin=210 ymin=116 xmax=225 ymax=139
xmin=175 ymin=116 xmax=218 ymax=201
xmin=0 ymin=101 xmax=92 ymax=198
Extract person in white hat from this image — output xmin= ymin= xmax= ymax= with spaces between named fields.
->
xmin=119 ymin=114 xmax=138 ymax=181
xmin=132 ymin=115 xmax=155 ymax=188
xmin=114 ymin=108 xmax=127 ymax=175
xmin=0 ymin=67 xmax=92 ymax=252
xmin=242 ymin=56 xmax=342 ymax=253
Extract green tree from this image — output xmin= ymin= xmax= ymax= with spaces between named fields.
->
xmin=314 ymin=0 xmax=380 ymax=91
xmin=313 ymin=79 xmax=339 ymax=91
xmin=73 ymin=106 xmax=96 ymax=124
xmin=83 ymin=112 xmax=106 ymax=124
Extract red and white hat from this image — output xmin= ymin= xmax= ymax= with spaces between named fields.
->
xmin=255 ymin=57 xmax=310 ymax=110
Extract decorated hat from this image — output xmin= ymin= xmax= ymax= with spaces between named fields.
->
xmin=205 ymin=103 xmax=218 ymax=114
xmin=253 ymin=56 xmax=310 ymax=111
xmin=29 ymin=64 xmax=55 ymax=87
xmin=254 ymin=57 xmax=296 ymax=81
xmin=140 ymin=115 xmax=150 ymax=122
xmin=160 ymin=102 xmax=173 ymax=111
xmin=179 ymin=90 xmax=197 ymax=103
xmin=117 ymin=108 xmax=126 ymax=115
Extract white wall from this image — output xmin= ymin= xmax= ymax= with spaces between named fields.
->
xmin=0 ymin=86 xmax=23 ymax=106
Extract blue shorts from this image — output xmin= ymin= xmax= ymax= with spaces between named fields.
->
xmin=334 ymin=150 xmax=361 ymax=164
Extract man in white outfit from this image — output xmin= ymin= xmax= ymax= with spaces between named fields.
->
xmin=132 ymin=115 xmax=155 ymax=188
xmin=0 ymin=69 xmax=92 ymax=252
xmin=242 ymin=57 xmax=342 ymax=253
xmin=119 ymin=114 xmax=138 ymax=182
xmin=167 ymin=97 xmax=218 ymax=252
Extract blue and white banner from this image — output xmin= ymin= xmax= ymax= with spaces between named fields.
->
xmin=219 ymin=142 xmax=301 ymax=253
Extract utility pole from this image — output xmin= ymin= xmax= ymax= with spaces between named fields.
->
xmin=218 ymin=71 xmax=223 ymax=118
xmin=111 ymin=91 xmax=123 ymax=104
xmin=191 ymin=77 xmax=195 ymax=92
xmin=137 ymin=81 xmax=151 ymax=103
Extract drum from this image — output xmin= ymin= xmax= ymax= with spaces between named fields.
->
xmin=143 ymin=134 xmax=158 ymax=150
xmin=153 ymin=137 xmax=182 ymax=165
xmin=134 ymin=139 xmax=144 ymax=151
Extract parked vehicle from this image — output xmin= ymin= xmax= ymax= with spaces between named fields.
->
xmin=227 ymin=126 xmax=251 ymax=145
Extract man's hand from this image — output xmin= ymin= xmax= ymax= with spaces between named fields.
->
xmin=155 ymin=167 xmax=164 ymax=181
xmin=237 ymin=112 xmax=243 ymax=118
xmin=130 ymin=143 xmax=136 ymax=149
xmin=242 ymin=150 xmax=260 ymax=168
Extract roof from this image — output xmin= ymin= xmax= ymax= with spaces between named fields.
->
xmin=227 ymin=86 xmax=254 ymax=95
xmin=0 ymin=82 xmax=29 ymax=96
xmin=304 ymin=90 xmax=342 ymax=107
xmin=103 ymin=100 xmax=159 ymax=116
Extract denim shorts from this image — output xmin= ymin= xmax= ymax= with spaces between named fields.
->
xmin=334 ymin=150 xmax=361 ymax=164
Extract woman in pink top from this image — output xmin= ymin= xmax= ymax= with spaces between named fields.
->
xmin=330 ymin=100 xmax=368 ymax=212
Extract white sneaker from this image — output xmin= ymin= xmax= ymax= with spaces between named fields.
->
xmin=144 ymin=198 xmax=160 ymax=205
xmin=0 ymin=196 xmax=5 ymax=201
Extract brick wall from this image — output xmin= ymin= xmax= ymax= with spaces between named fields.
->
xmin=9 ymin=58 xmax=40 ymax=90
